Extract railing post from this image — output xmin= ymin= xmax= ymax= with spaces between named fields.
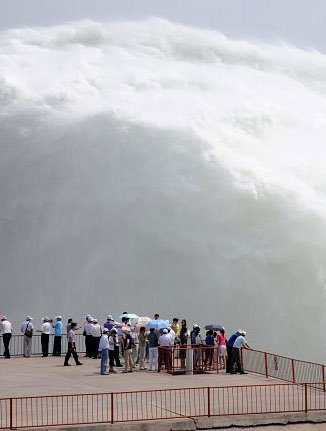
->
xmin=304 ymin=383 xmax=308 ymax=413
xmin=264 ymin=352 xmax=268 ymax=378
xmin=10 ymin=398 xmax=13 ymax=430
xmin=207 ymin=387 xmax=211 ymax=417
xmin=322 ymin=365 xmax=325 ymax=392
xmin=291 ymin=359 xmax=296 ymax=383
xmin=110 ymin=393 xmax=114 ymax=424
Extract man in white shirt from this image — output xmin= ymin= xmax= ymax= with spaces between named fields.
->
xmin=231 ymin=330 xmax=251 ymax=375
xmin=90 ymin=318 xmax=102 ymax=359
xmin=21 ymin=316 xmax=34 ymax=358
xmin=158 ymin=328 xmax=173 ymax=371
xmin=84 ymin=316 xmax=93 ymax=358
xmin=0 ymin=316 xmax=12 ymax=358
xmin=99 ymin=328 xmax=109 ymax=375
xmin=38 ymin=317 xmax=52 ymax=357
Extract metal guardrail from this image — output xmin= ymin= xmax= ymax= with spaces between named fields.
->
xmin=1 ymin=382 xmax=326 ymax=429
xmin=242 ymin=349 xmax=326 ymax=389
xmin=0 ymin=334 xmax=85 ymax=357
xmin=158 ymin=345 xmax=219 ymax=374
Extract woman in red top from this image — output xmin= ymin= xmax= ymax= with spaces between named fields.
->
xmin=217 ymin=328 xmax=227 ymax=370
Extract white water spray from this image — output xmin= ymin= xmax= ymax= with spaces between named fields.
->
xmin=1 ymin=19 xmax=326 ymax=361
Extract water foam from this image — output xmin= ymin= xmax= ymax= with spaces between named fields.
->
xmin=1 ymin=19 xmax=326 ymax=360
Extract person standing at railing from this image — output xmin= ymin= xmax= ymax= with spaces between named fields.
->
xmin=123 ymin=333 xmax=134 ymax=373
xmin=108 ymin=328 xmax=118 ymax=373
xmin=226 ymin=330 xmax=241 ymax=373
xmin=204 ymin=329 xmax=215 ymax=369
xmin=231 ymin=330 xmax=251 ymax=375
xmin=37 ymin=317 xmax=52 ymax=357
xmin=91 ymin=318 xmax=102 ymax=359
xmin=0 ymin=316 xmax=12 ymax=359
xmin=191 ymin=325 xmax=203 ymax=370
xmin=171 ymin=318 xmax=180 ymax=345
xmin=21 ymin=316 xmax=34 ymax=358
xmin=138 ymin=326 xmax=147 ymax=370
xmin=158 ymin=328 xmax=173 ymax=371
xmin=217 ymin=328 xmax=227 ymax=370
xmin=179 ymin=319 xmax=188 ymax=369
xmin=52 ymin=316 xmax=63 ymax=356
xmin=147 ymin=328 xmax=159 ymax=371
xmin=99 ymin=328 xmax=110 ymax=375
xmin=83 ymin=316 xmax=94 ymax=358
xmin=64 ymin=322 xmax=82 ymax=366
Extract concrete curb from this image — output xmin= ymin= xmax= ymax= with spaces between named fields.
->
xmin=24 ymin=411 xmax=326 ymax=431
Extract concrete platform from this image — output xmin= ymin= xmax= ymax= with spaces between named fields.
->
xmin=0 ymin=356 xmax=276 ymax=397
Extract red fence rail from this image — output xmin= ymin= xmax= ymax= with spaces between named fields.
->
xmin=1 ymin=383 xmax=326 ymax=429
xmin=242 ymin=349 xmax=326 ymax=389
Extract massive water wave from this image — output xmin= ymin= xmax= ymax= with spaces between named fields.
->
xmin=1 ymin=19 xmax=326 ymax=361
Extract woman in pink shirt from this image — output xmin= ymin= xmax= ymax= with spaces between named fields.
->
xmin=217 ymin=328 xmax=227 ymax=370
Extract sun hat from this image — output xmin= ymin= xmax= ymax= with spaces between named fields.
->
xmin=103 ymin=328 xmax=109 ymax=333
xmin=107 ymin=315 xmax=113 ymax=320
xmin=241 ymin=330 xmax=246 ymax=336
xmin=26 ymin=316 xmax=33 ymax=321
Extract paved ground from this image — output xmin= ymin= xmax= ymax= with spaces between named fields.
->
xmin=0 ymin=355 xmax=276 ymax=397
xmin=1 ymin=357 xmax=326 ymax=430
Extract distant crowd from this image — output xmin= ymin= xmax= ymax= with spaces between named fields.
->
xmin=0 ymin=313 xmax=251 ymax=375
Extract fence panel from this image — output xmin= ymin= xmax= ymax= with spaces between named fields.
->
xmin=11 ymin=394 xmax=111 ymax=428
xmin=211 ymin=383 xmax=305 ymax=416
xmin=0 ymin=399 xmax=10 ymax=430
xmin=0 ymin=334 xmax=85 ymax=357
xmin=113 ymin=387 xmax=207 ymax=422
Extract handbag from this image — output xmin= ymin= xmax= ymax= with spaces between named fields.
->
xmin=24 ymin=322 xmax=33 ymax=338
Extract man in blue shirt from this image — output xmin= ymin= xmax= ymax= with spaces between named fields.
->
xmin=226 ymin=330 xmax=241 ymax=373
xmin=53 ymin=316 xmax=63 ymax=356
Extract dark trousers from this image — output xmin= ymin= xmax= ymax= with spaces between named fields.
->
xmin=64 ymin=342 xmax=80 ymax=365
xmin=92 ymin=337 xmax=100 ymax=358
xmin=231 ymin=348 xmax=244 ymax=373
xmin=109 ymin=349 xmax=115 ymax=367
xmin=3 ymin=333 xmax=11 ymax=358
xmin=226 ymin=345 xmax=234 ymax=373
xmin=53 ymin=336 xmax=62 ymax=356
xmin=85 ymin=335 xmax=92 ymax=357
xmin=41 ymin=333 xmax=49 ymax=357
xmin=114 ymin=345 xmax=122 ymax=366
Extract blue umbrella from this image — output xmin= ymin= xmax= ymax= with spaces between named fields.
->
xmin=147 ymin=319 xmax=168 ymax=329
xmin=204 ymin=324 xmax=224 ymax=331
xmin=119 ymin=313 xmax=139 ymax=320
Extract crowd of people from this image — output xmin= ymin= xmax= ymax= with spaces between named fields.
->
xmin=0 ymin=314 xmax=251 ymax=375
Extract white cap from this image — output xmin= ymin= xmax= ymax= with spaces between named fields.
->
xmin=1 ymin=316 xmax=7 ymax=321
xmin=241 ymin=330 xmax=246 ymax=336
xmin=103 ymin=328 xmax=109 ymax=333
xmin=93 ymin=318 xmax=97 ymax=323
xmin=26 ymin=316 xmax=33 ymax=321
xmin=55 ymin=316 xmax=62 ymax=320
xmin=193 ymin=324 xmax=199 ymax=329
xmin=87 ymin=316 xmax=93 ymax=322
xmin=163 ymin=328 xmax=168 ymax=334
xmin=107 ymin=315 xmax=113 ymax=320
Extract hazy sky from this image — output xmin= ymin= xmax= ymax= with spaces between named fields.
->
xmin=1 ymin=0 xmax=325 ymax=51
